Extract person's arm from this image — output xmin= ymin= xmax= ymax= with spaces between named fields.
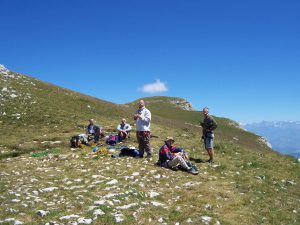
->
xmin=117 ymin=124 xmax=122 ymax=132
xmin=207 ymin=117 xmax=217 ymax=131
xmin=94 ymin=125 xmax=102 ymax=134
xmin=140 ymin=109 xmax=151 ymax=123
xmin=162 ymin=146 xmax=173 ymax=161
xmin=125 ymin=124 xmax=132 ymax=131
xmin=211 ymin=118 xmax=217 ymax=130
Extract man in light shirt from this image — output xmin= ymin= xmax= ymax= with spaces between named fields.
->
xmin=117 ymin=118 xmax=132 ymax=141
xmin=134 ymin=99 xmax=152 ymax=160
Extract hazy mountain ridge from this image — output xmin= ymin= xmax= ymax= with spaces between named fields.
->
xmin=243 ymin=121 xmax=300 ymax=157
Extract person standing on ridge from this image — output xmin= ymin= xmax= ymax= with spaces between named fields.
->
xmin=134 ymin=99 xmax=152 ymax=160
xmin=200 ymin=107 xmax=217 ymax=163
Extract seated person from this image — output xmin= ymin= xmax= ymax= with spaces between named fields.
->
xmin=86 ymin=118 xmax=104 ymax=143
xmin=158 ymin=137 xmax=198 ymax=175
xmin=117 ymin=118 xmax=132 ymax=141
xmin=70 ymin=134 xmax=90 ymax=148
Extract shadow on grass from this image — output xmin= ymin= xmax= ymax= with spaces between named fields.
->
xmin=189 ymin=156 xmax=206 ymax=163
xmin=0 ymin=147 xmax=61 ymax=160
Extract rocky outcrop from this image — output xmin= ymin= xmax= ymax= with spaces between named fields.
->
xmin=170 ymin=98 xmax=195 ymax=111
xmin=258 ymin=136 xmax=272 ymax=149
xmin=0 ymin=64 xmax=9 ymax=75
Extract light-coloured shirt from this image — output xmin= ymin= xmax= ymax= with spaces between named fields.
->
xmin=135 ymin=107 xmax=151 ymax=131
xmin=78 ymin=134 xmax=88 ymax=143
xmin=117 ymin=123 xmax=132 ymax=132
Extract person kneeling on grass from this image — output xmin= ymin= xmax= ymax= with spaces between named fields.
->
xmin=157 ymin=137 xmax=198 ymax=175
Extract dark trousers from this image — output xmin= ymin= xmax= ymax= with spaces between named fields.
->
xmin=118 ymin=131 xmax=130 ymax=141
xmin=136 ymin=131 xmax=152 ymax=157
xmin=90 ymin=126 xmax=102 ymax=143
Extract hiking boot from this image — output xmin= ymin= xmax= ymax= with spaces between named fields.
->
xmin=206 ymin=159 xmax=214 ymax=164
xmin=188 ymin=168 xmax=199 ymax=175
xmin=146 ymin=155 xmax=153 ymax=162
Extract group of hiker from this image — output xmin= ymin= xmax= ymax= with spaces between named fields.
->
xmin=86 ymin=118 xmax=132 ymax=143
xmin=71 ymin=99 xmax=217 ymax=175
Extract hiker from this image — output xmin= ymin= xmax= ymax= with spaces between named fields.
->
xmin=158 ymin=137 xmax=198 ymax=175
xmin=200 ymin=107 xmax=217 ymax=163
xmin=134 ymin=99 xmax=152 ymax=160
xmin=117 ymin=118 xmax=132 ymax=141
xmin=70 ymin=134 xmax=90 ymax=148
xmin=86 ymin=118 xmax=104 ymax=143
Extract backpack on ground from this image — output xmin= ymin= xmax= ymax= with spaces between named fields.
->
xmin=119 ymin=147 xmax=140 ymax=157
xmin=106 ymin=135 xmax=119 ymax=145
xmin=111 ymin=147 xmax=140 ymax=158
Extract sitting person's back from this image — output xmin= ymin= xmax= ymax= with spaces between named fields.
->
xmin=117 ymin=118 xmax=132 ymax=141
xmin=87 ymin=118 xmax=104 ymax=143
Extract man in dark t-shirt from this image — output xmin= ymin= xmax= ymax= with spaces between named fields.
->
xmin=200 ymin=107 xmax=217 ymax=163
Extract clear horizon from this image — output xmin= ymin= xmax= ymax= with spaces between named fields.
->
xmin=1 ymin=0 xmax=299 ymax=124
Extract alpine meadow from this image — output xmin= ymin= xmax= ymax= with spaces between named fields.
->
xmin=0 ymin=66 xmax=299 ymax=225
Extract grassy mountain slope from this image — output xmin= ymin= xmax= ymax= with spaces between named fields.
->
xmin=0 ymin=70 xmax=299 ymax=225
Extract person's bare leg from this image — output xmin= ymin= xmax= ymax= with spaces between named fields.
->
xmin=207 ymin=148 xmax=214 ymax=163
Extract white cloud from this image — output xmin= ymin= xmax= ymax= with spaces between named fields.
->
xmin=139 ymin=79 xmax=168 ymax=94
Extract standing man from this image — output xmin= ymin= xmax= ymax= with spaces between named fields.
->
xmin=200 ymin=107 xmax=217 ymax=163
xmin=134 ymin=99 xmax=152 ymax=160
xmin=117 ymin=118 xmax=132 ymax=141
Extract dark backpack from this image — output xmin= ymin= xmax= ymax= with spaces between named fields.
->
xmin=111 ymin=147 xmax=140 ymax=158
xmin=120 ymin=148 xmax=140 ymax=157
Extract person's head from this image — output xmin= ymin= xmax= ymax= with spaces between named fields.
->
xmin=138 ymin=99 xmax=145 ymax=108
xmin=121 ymin=118 xmax=126 ymax=124
xmin=89 ymin=118 xmax=95 ymax=125
xmin=165 ymin=136 xmax=175 ymax=146
xmin=203 ymin=107 xmax=209 ymax=116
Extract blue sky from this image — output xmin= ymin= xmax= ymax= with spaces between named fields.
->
xmin=1 ymin=0 xmax=299 ymax=123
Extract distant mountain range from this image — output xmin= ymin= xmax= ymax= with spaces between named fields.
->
xmin=243 ymin=121 xmax=300 ymax=158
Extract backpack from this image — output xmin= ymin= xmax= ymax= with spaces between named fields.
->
xmin=106 ymin=135 xmax=119 ymax=145
xmin=119 ymin=147 xmax=140 ymax=157
xmin=111 ymin=147 xmax=140 ymax=158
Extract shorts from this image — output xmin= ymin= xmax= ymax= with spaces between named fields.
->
xmin=204 ymin=133 xmax=214 ymax=149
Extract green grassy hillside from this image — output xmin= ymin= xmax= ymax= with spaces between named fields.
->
xmin=0 ymin=70 xmax=299 ymax=225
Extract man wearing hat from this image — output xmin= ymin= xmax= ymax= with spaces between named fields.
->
xmin=200 ymin=107 xmax=217 ymax=163
xmin=158 ymin=137 xmax=198 ymax=175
